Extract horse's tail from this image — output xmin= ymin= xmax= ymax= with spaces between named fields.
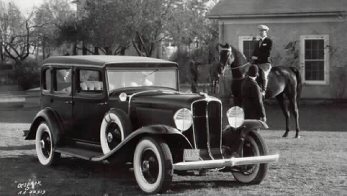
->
xmin=290 ymin=66 xmax=302 ymax=100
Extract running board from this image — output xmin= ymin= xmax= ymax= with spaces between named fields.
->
xmin=173 ymin=154 xmax=279 ymax=171
xmin=56 ymin=147 xmax=103 ymax=161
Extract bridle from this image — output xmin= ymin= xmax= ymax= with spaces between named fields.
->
xmin=219 ymin=47 xmax=249 ymax=80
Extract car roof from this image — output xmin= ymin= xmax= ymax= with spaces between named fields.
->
xmin=43 ymin=55 xmax=178 ymax=68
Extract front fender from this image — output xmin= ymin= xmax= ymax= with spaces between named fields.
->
xmin=242 ymin=119 xmax=268 ymax=130
xmin=91 ymin=125 xmax=192 ymax=162
xmin=25 ymin=108 xmax=63 ymax=146
xmin=222 ymin=120 xmax=268 ymax=152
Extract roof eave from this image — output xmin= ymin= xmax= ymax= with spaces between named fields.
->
xmin=207 ymin=11 xmax=346 ymax=19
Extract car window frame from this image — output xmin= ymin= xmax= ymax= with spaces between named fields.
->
xmin=105 ymin=66 xmax=179 ymax=93
xmin=74 ymin=67 xmax=106 ymax=99
xmin=41 ymin=66 xmax=52 ymax=95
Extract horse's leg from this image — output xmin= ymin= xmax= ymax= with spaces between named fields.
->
xmin=276 ymin=93 xmax=290 ymax=137
xmin=288 ymin=95 xmax=301 ymax=139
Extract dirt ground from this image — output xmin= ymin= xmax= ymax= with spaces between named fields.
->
xmin=0 ymin=105 xmax=346 ymax=195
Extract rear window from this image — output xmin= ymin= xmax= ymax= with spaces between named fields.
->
xmin=42 ymin=69 xmax=51 ymax=91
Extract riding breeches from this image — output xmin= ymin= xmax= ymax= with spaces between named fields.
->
xmin=257 ymin=63 xmax=271 ymax=91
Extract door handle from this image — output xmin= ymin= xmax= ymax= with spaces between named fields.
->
xmin=97 ymin=102 xmax=107 ymax=106
xmin=64 ymin=100 xmax=73 ymax=104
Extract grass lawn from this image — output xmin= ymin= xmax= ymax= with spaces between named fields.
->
xmin=0 ymin=103 xmax=346 ymax=195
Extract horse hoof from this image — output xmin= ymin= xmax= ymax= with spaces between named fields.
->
xmin=295 ymin=135 xmax=301 ymax=139
xmin=282 ymin=133 xmax=288 ymax=138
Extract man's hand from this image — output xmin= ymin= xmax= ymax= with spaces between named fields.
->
xmin=251 ymin=56 xmax=258 ymax=60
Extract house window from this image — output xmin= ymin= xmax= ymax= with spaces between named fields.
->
xmin=300 ymin=35 xmax=329 ymax=85
xmin=239 ymin=36 xmax=256 ymax=62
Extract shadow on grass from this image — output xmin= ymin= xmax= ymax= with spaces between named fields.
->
xmin=0 ymin=144 xmax=35 ymax=151
xmin=170 ymin=179 xmax=247 ymax=193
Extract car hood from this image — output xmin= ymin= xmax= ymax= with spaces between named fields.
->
xmin=110 ymin=87 xmax=211 ymax=109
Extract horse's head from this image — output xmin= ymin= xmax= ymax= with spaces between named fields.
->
xmin=217 ymin=43 xmax=250 ymax=80
xmin=218 ymin=43 xmax=235 ymax=69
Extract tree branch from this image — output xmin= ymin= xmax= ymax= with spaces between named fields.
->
xmin=132 ymin=40 xmax=145 ymax=56
xmin=136 ymin=31 xmax=149 ymax=57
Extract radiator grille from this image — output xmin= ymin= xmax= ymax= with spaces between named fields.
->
xmin=191 ymin=99 xmax=222 ymax=155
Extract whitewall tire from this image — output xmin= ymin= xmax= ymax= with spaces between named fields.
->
xmin=35 ymin=122 xmax=60 ymax=166
xmin=133 ymin=137 xmax=173 ymax=194
xmin=100 ymin=110 xmax=131 ymax=154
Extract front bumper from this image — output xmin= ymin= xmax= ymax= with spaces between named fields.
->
xmin=173 ymin=154 xmax=279 ymax=171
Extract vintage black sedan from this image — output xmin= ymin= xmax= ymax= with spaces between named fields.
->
xmin=24 ymin=55 xmax=279 ymax=194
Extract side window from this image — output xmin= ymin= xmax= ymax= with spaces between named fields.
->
xmin=78 ymin=69 xmax=103 ymax=93
xmin=42 ymin=69 xmax=51 ymax=91
xmin=53 ymin=68 xmax=72 ymax=94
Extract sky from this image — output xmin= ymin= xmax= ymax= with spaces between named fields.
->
xmin=2 ymin=0 xmax=45 ymax=15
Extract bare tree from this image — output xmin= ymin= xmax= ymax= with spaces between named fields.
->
xmin=0 ymin=2 xmax=37 ymax=65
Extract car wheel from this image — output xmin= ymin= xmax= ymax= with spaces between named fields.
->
xmin=133 ymin=137 xmax=173 ymax=194
xmin=232 ymin=131 xmax=269 ymax=184
xmin=100 ymin=110 xmax=131 ymax=154
xmin=35 ymin=122 xmax=60 ymax=166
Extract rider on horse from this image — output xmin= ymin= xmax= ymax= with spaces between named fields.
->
xmin=251 ymin=25 xmax=272 ymax=96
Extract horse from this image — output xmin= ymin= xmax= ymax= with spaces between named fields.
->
xmin=218 ymin=43 xmax=302 ymax=138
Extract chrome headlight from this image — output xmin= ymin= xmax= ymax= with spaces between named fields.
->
xmin=227 ymin=106 xmax=245 ymax=128
xmin=174 ymin=108 xmax=193 ymax=131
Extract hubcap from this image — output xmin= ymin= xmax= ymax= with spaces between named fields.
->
xmin=40 ymin=132 xmax=51 ymax=158
xmin=40 ymin=140 xmax=45 ymax=148
xmin=107 ymin=132 xmax=113 ymax=143
xmin=142 ymin=160 xmax=150 ymax=172
xmin=106 ymin=123 xmax=122 ymax=149
xmin=141 ymin=150 xmax=159 ymax=184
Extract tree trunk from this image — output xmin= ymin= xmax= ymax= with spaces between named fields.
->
xmin=104 ymin=47 xmax=112 ymax=55
xmin=94 ymin=47 xmax=99 ymax=55
xmin=42 ymin=38 xmax=46 ymax=60
xmin=119 ymin=46 xmax=126 ymax=55
xmin=0 ymin=44 xmax=3 ymax=62
xmin=82 ymin=42 xmax=87 ymax=55
xmin=73 ymin=42 xmax=78 ymax=55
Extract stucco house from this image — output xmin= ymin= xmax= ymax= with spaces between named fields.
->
xmin=208 ymin=0 xmax=347 ymax=99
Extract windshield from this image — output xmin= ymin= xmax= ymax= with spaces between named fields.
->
xmin=107 ymin=68 xmax=178 ymax=92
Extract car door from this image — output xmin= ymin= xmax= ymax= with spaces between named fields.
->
xmin=72 ymin=67 xmax=109 ymax=143
xmin=49 ymin=66 xmax=74 ymax=133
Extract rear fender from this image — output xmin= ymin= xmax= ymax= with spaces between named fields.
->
xmin=91 ymin=125 xmax=192 ymax=162
xmin=25 ymin=108 xmax=63 ymax=146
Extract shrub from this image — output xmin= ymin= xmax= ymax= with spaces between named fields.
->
xmin=10 ymin=60 xmax=41 ymax=90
